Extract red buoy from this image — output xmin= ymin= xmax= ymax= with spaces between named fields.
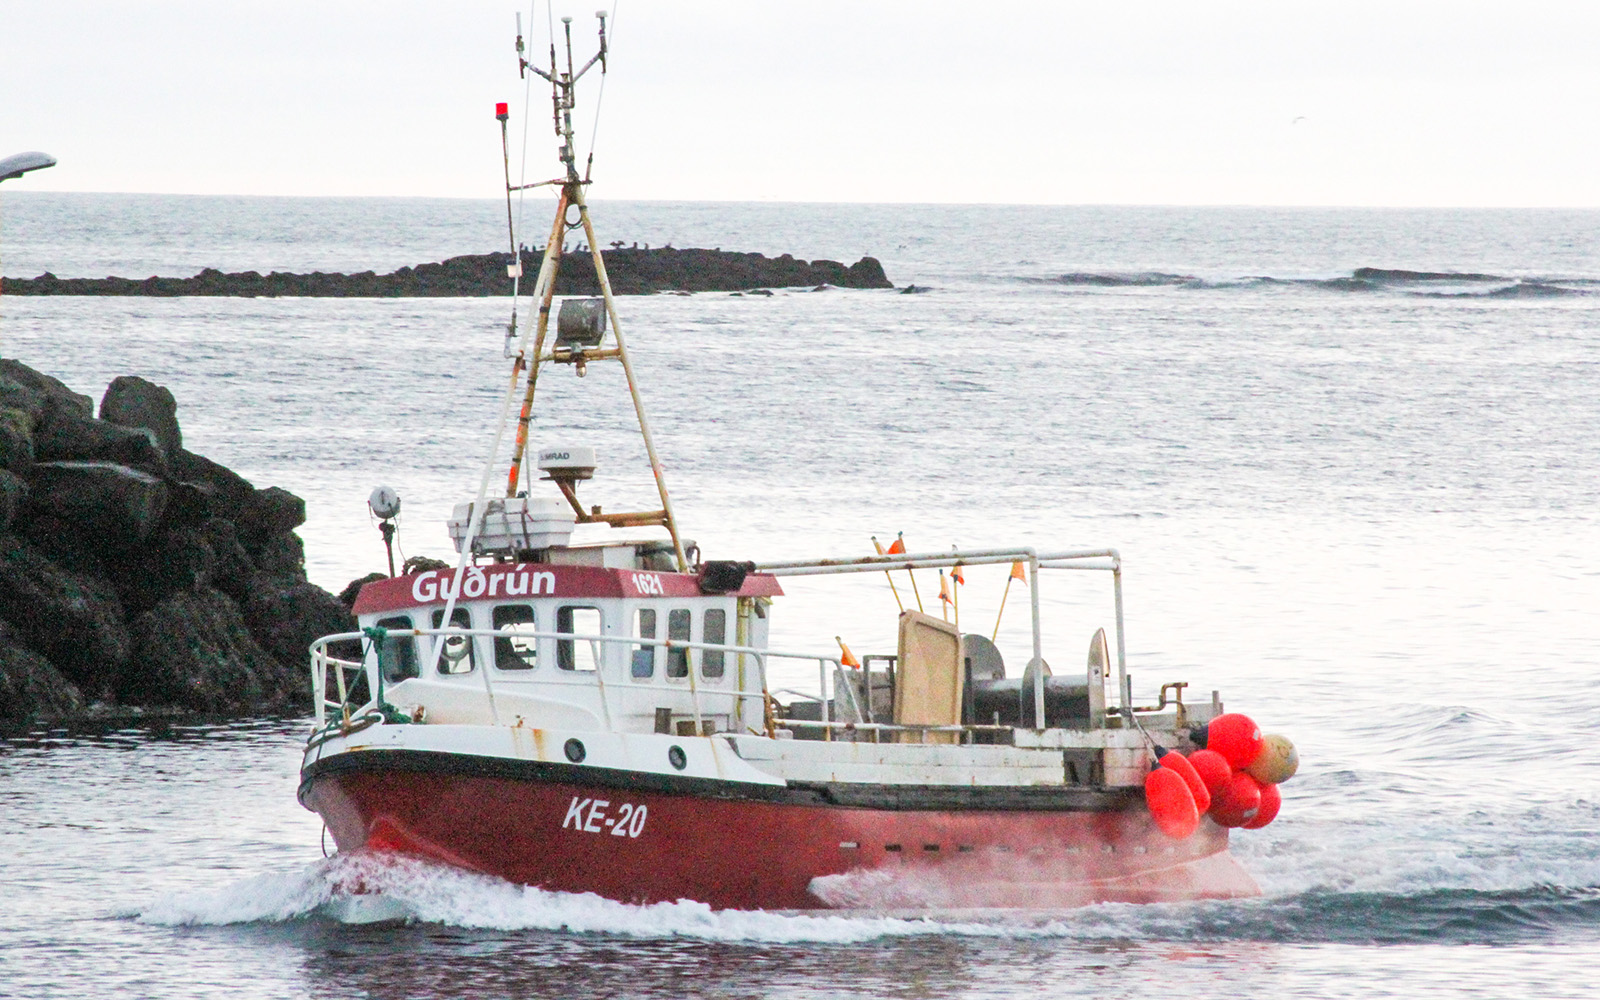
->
xmin=1144 ymin=766 xmax=1200 ymax=839
xmin=1209 ymin=771 xmax=1264 ymax=828
xmin=1242 ymin=782 xmax=1281 ymax=829
xmin=1158 ymin=750 xmax=1211 ymax=813
xmin=1188 ymin=748 xmax=1233 ymax=797
xmin=1207 ymin=713 xmax=1265 ymax=769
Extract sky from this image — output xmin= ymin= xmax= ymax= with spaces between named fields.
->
xmin=2 ymin=1 xmax=1600 ymax=206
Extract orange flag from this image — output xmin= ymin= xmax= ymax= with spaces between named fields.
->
xmin=835 ymin=636 xmax=861 ymax=668
xmin=887 ymin=532 xmax=922 ymax=612
xmin=1010 ymin=560 xmax=1028 ymax=583
xmin=951 ymin=564 xmax=965 ymax=586
xmin=870 ymin=536 xmax=905 ymax=612
xmin=938 ymin=570 xmax=952 ymax=605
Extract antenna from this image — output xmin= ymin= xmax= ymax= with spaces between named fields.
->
xmin=495 ymin=11 xmax=690 ymax=573
xmin=497 ymin=99 xmax=521 ymax=358
xmin=517 ymin=8 xmax=607 ymax=182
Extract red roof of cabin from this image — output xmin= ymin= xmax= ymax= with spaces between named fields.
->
xmin=351 ymin=562 xmax=783 ymax=617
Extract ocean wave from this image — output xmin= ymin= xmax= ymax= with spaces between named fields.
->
xmin=1443 ymin=282 xmax=1587 ymax=299
xmin=130 ymin=851 xmax=1600 ymax=947
xmin=1182 ymin=885 xmax=1600 ymax=945
xmin=1350 ymin=267 xmax=1503 ymax=283
xmin=1022 ymin=272 xmax=1198 ymax=287
xmin=1019 ymin=268 xmax=1598 ymax=297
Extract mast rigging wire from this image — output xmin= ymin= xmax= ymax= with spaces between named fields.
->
xmin=505 ymin=0 xmax=542 ymax=361
xmin=515 ymin=1 xmax=539 ymax=252
xmin=585 ymin=1 xmax=619 ymax=177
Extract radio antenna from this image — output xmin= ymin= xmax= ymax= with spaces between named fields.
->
xmin=496 ymin=10 xmax=687 ymax=571
xmin=519 ymin=10 xmax=608 ymax=183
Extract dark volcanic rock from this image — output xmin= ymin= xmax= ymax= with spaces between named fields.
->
xmin=193 ymin=518 xmax=257 ymax=601
xmin=0 ymin=360 xmax=94 ymax=424
xmin=17 ymin=512 xmax=110 ymax=580
xmin=0 ymin=407 xmax=34 ymax=474
xmin=99 ymin=522 xmax=224 ymax=615
xmin=122 ymin=587 xmax=286 ymax=713
xmin=249 ymin=530 xmax=305 ymax=577
xmin=242 ymin=486 xmax=307 ymax=541
xmin=339 ymin=572 xmax=387 ymax=610
xmin=0 ymin=533 xmax=129 ymax=695
xmin=4 ymin=248 xmax=896 ymax=297
xmin=0 ymin=469 xmax=26 ymax=533
xmin=239 ymin=572 xmax=354 ymax=698
xmin=33 ymin=414 xmax=167 ymax=475
xmin=0 ymin=360 xmax=343 ymax=721
xmin=100 ymin=375 xmax=183 ymax=458
xmin=0 ymin=621 xmax=85 ymax=722
xmin=171 ymin=448 xmax=256 ymax=519
xmin=27 ymin=461 xmax=170 ymax=543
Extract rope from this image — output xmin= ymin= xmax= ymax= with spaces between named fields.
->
xmin=1126 ymin=699 xmax=1159 ymax=759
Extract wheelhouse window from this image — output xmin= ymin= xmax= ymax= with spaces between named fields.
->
xmin=702 ymin=607 xmax=727 ymax=680
xmin=632 ymin=608 xmax=657 ymax=679
xmin=556 ymin=606 xmax=603 ymax=672
xmin=430 ymin=607 xmax=475 ymax=675
xmin=375 ymin=615 xmax=418 ymax=684
xmin=666 ymin=608 xmax=691 ymax=679
xmin=493 ymin=604 xmax=537 ymax=670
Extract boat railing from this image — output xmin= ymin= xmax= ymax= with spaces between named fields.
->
xmin=310 ymin=627 xmax=870 ymax=737
xmin=311 ymin=625 xmax=1081 ymax=743
xmin=754 ymin=545 xmax=1128 ymax=726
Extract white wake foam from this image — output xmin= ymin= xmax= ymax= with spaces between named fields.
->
xmin=134 ymin=852 xmax=1205 ymax=943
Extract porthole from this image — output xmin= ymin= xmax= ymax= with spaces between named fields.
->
xmin=564 ymin=738 xmax=586 ymax=763
xmin=668 ymin=745 xmax=687 ymax=770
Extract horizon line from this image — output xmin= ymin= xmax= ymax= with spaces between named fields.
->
xmin=7 ymin=189 xmax=1600 ymax=212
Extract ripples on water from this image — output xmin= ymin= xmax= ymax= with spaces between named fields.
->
xmin=2 ymin=196 xmax=1598 ymax=997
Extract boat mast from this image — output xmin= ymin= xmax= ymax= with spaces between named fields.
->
xmin=502 ymin=11 xmax=689 ymax=573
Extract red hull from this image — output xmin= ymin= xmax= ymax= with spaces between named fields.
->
xmin=302 ymin=754 xmax=1258 ymax=910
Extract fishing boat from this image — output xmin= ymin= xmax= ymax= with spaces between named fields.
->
xmin=298 ymin=14 xmax=1294 ymax=911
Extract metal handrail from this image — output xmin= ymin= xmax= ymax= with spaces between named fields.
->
xmin=753 ymin=545 xmax=1128 ymax=727
xmin=310 ymin=627 xmax=856 ymax=732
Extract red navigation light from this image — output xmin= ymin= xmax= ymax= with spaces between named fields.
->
xmin=495 ymin=102 xmax=509 ymax=120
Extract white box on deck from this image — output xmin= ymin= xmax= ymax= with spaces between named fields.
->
xmin=448 ymin=497 xmax=576 ymax=554
xmin=543 ymin=545 xmax=639 ymax=568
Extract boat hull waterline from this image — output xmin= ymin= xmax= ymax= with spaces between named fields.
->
xmin=301 ymin=749 xmax=1259 ymax=911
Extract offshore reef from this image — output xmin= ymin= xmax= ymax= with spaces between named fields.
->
xmin=3 ymin=247 xmax=894 ymax=297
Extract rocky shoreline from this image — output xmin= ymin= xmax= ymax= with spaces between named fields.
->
xmin=0 ymin=361 xmax=355 ymax=725
xmin=3 ymin=247 xmax=893 ymax=297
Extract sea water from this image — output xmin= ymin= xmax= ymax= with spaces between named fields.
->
xmin=1 ymin=193 xmax=1598 ymax=998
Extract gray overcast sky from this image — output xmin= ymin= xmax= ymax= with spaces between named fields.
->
xmin=3 ymin=1 xmax=1599 ymax=206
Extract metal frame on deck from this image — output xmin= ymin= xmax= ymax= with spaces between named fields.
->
xmin=754 ymin=547 xmax=1128 ymax=727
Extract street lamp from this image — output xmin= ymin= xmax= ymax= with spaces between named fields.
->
xmin=0 ymin=152 xmax=57 ymax=182
xmin=0 ymin=151 xmax=57 ymax=337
